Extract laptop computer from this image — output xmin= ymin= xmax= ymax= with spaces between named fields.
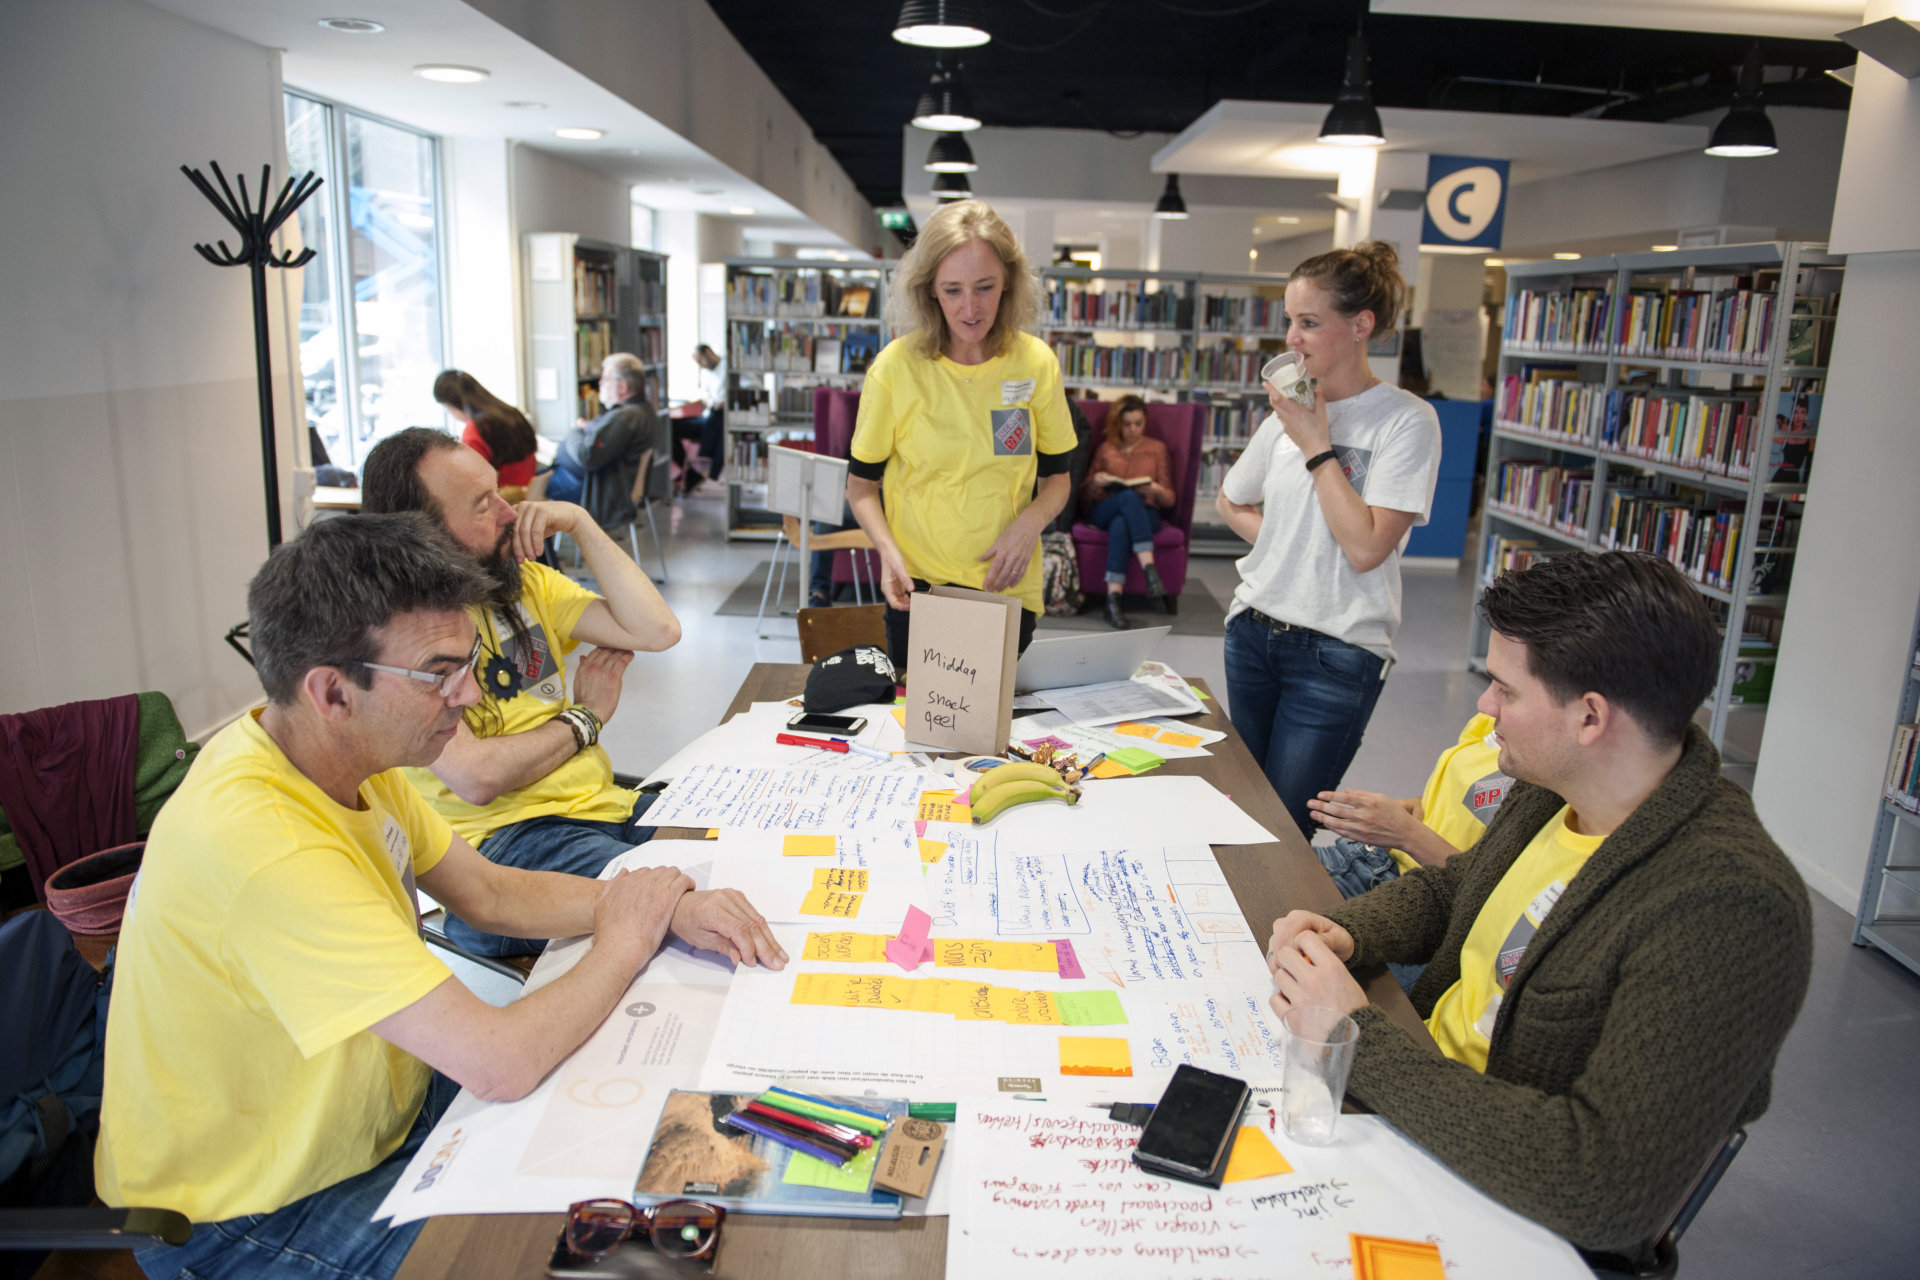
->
xmin=1015 ymin=626 xmax=1171 ymax=692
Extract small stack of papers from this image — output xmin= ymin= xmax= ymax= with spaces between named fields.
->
xmin=1088 ymin=747 xmax=1164 ymax=778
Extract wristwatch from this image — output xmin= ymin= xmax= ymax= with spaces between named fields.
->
xmin=1304 ymin=449 xmax=1338 ymax=473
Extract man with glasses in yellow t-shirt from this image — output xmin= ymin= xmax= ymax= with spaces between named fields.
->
xmin=1262 ymin=551 xmax=1811 ymax=1269
xmin=98 ymin=515 xmax=782 ymax=1280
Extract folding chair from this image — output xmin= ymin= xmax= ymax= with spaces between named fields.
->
xmin=797 ymin=604 xmax=887 ymax=664
xmin=754 ymin=516 xmax=876 ymax=639
xmin=1583 ymin=1128 xmax=1748 ymax=1280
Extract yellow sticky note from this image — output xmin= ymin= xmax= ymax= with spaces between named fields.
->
xmin=1156 ymin=731 xmax=1203 ymax=749
xmin=800 ymin=932 xmax=890 ymax=963
xmin=1089 ymin=759 xmax=1132 ymax=779
xmin=799 ymin=888 xmax=864 ymax=918
xmin=917 ymin=791 xmax=971 ymax=823
xmin=811 ymin=867 xmax=869 ymax=892
xmin=1112 ymin=722 xmax=1159 ymax=738
xmin=939 ymin=981 xmax=997 ymax=1020
xmin=1350 ymin=1235 xmax=1447 ymax=1280
xmin=1222 ymin=1127 xmax=1294 ymax=1183
xmin=783 ymin=834 xmax=838 ymax=857
xmin=890 ymin=706 xmax=907 ymax=727
xmin=996 ymin=987 xmax=1064 ymax=1026
xmin=918 ymin=838 xmax=948 ymax=864
xmin=703 ymin=829 xmax=719 ymax=839
xmin=932 ymin=939 xmax=1059 ymax=972
xmin=1059 ymin=1036 xmax=1133 ymax=1077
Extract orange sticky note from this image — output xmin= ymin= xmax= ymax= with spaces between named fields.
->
xmin=1156 ymin=731 xmax=1203 ymax=749
xmin=918 ymin=790 xmax=971 ymax=823
xmin=918 ymin=838 xmax=948 ymax=863
xmin=799 ymin=888 xmax=864 ymax=918
xmin=703 ymin=829 xmax=719 ymax=839
xmin=1350 ymin=1235 xmax=1446 ymax=1280
xmin=783 ymin=834 xmax=838 ymax=857
xmin=1089 ymin=759 xmax=1132 ymax=779
xmin=1058 ymin=1036 xmax=1133 ymax=1077
xmin=890 ymin=706 xmax=907 ymax=727
xmin=812 ymin=867 xmax=869 ymax=892
xmin=1112 ymin=722 xmax=1159 ymax=739
xmin=1221 ymin=1127 xmax=1292 ymax=1182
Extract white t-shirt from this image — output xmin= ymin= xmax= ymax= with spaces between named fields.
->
xmin=1220 ymin=382 xmax=1441 ymax=661
xmin=700 ymin=359 xmax=728 ymax=407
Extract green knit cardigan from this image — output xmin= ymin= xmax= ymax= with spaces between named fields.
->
xmin=1322 ymin=725 xmax=1812 ymax=1261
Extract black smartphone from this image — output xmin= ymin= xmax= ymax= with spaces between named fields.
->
xmin=788 ymin=711 xmax=867 ymax=735
xmin=1129 ymin=1064 xmax=1249 ymax=1188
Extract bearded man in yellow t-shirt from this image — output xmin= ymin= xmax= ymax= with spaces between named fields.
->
xmin=1263 ymin=551 xmax=1811 ymax=1269
xmin=362 ymin=428 xmax=684 ymax=957
xmin=99 ymin=514 xmax=782 ymax=1280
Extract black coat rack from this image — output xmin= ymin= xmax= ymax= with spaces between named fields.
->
xmin=181 ymin=160 xmax=323 ymax=552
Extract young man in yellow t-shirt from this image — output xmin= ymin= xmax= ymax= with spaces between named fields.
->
xmin=99 ymin=515 xmax=784 ymax=1280
xmin=362 ymin=429 xmax=684 ymax=956
xmin=1262 ymin=552 xmax=1812 ymax=1264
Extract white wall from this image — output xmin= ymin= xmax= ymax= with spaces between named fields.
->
xmin=1754 ymin=0 xmax=1920 ymax=911
xmin=0 ymin=0 xmax=296 ymax=736
xmin=509 ymin=143 xmax=632 ymax=244
xmin=445 ymin=136 xmax=519 ymax=407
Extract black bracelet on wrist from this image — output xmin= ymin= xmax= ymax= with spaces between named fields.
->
xmin=1304 ymin=449 xmax=1338 ymax=473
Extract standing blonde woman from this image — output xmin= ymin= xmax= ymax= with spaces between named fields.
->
xmin=847 ymin=200 xmax=1078 ymax=667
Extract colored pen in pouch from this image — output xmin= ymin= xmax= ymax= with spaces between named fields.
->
xmin=722 ymin=1110 xmax=850 ymax=1166
xmin=743 ymin=1101 xmax=873 ymax=1148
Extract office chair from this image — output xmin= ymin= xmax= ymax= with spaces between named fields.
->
xmin=1583 ymin=1128 xmax=1748 ymax=1280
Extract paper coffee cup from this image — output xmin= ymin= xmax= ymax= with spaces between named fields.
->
xmin=1260 ymin=354 xmax=1315 ymax=409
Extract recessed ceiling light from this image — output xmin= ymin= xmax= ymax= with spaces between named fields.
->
xmin=318 ymin=17 xmax=384 ymax=34
xmin=1276 ymin=216 xmax=1301 ymax=224
xmin=1652 ymin=244 xmax=1680 ymax=252
xmin=504 ymin=100 xmax=547 ymax=110
xmin=554 ymin=127 xmax=605 ymax=141
xmin=1553 ymin=252 xmax=1581 ymax=260
xmin=728 ymin=206 xmax=756 ymax=217
xmin=414 ymin=65 xmax=489 ymax=83
xmin=1484 ymin=258 xmax=1506 ymax=267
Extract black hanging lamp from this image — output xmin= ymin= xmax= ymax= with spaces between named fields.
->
xmin=925 ymin=131 xmax=978 ymax=172
xmin=893 ymin=1 xmax=990 ymax=48
xmin=1318 ymin=23 xmax=1385 ymax=147
xmin=1706 ymin=45 xmax=1780 ymax=157
xmin=912 ymin=57 xmax=981 ymax=131
xmin=932 ymin=171 xmax=973 ymax=201
xmin=1152 ymin=174 xmax=1189 ymax=220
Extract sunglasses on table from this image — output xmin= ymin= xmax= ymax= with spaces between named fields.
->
xmin=563 ymin=1198 xmax=725 ymax=1263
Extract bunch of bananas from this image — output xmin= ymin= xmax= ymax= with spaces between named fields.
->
xmin=964 ymin=761 xmax=1081 ymax=824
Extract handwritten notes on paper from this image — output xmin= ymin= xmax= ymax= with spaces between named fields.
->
xmin=644 ymin=764 xmax=931 ymax=833
xmin=802 ymin=932 xmax=1064 ymax=973
xmin=799 ymin=867 xmax=868 ymax=918
xmin=918 ymin=790 xmax=971 ymax=823
xmin=790 ymin=974 xmax=1091 ymax=1027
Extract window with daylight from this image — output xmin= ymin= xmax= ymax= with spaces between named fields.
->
xmin=284 ymin=90 xmax=447 ymax=471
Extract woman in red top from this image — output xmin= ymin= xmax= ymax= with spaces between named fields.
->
xmin=1081 ymin=393 xmax=1175 ymax=627
xmin=432 ymin=369 xmax=538 ymax=490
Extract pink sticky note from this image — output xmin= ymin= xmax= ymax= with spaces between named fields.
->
xmin=1051 ymin=939 xmax=1085 ymax=979
xmin=915 ymin=819 xmax=929 ymax=838
xmin=886 ymin=906 xmax=934 ymax=971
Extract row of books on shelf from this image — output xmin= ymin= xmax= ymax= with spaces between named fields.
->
xmin=1199 ymin=294 xmax=1287 ymax=334
xmin=729 ymin=271 xmax=874 ymax=318
xmin=727 ymin=384 xmax=820 ymax=421
xmin=1195 ymin=452 xmax=1234 ymax=500
xmin=1045 ymin=281 xmax=1189 ymax=329
xmin=727 ymin=435 xmax=770 ymax=485
xmin=1482 ymin=534 xmax=1551 ymax=581
xmin=1205 ymin=400 xmax=1265 ymax=445
xmin=1488 ymin=461 xmax=1593 ymax=535
xmin=1504 ymin=283 xmax=1835 ymax=367
xmin=1885 ymin=724 xmax=1920 ymax=813
xmin=576 ymin=319 xmax=614 ymax=376
xmin=732 ymin=325 xmax=880 ymax=374
xmin=634 ymin=278 xmax=665 ymax=316
xmin=573 ymin=258 xmax=617 ymax=317
xmin=1598 ymin=489 xmax=1749 ymax=592
xmin=1504 ymin=287 xmax=1612 ymax=354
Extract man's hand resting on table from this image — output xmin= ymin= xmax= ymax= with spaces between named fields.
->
xmin=595 ymin=866 xmax=695 ymax=968
xmin=671 ymin=889 xmax=788 ymax=969
xmin=1306 ymin=788 xmax=1420 ymax=847
xmin=1268 ymin=910 xmax=1366 ymax=1020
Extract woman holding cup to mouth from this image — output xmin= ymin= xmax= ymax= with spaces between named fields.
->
xmin=1214 ymin=242 xmax=1441 ymax=838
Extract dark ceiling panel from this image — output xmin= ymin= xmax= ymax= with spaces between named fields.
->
xmin=703 ymin=1 xmax=1851 ymax=208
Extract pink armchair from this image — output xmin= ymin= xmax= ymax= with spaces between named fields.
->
xmin=1070 ymin=398 xmax=1205 ymax=605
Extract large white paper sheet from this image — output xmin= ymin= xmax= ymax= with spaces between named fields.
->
xmin=641 ymin=762 xmax=940 ymax=831
xmin=946 ymin=1100 xmax=1589 ymax=1279
xmin=709 ymin=826 xmax=931 ymax=926
xmin=975 ymin=775 xmax=1276 ymax=850
xmin=1009 ymin=711 xmax=1216 ymax=761
xmin=1039 ymin=677 xmax=1204 ymax=726
xmin=639 ymin=702 xmax=916 ymax=786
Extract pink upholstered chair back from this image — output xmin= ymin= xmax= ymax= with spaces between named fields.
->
xmin=811 ymin=386 xmax=862 ymax=459
xmin=1074 ymin=399 xmax=1206 ymax=534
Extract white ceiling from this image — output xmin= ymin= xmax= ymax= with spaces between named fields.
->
xmin=1152 ymin=100 xmax=1711 ymax=185
xmin=1372 ymin=1 xmax=1864 ymax=41
xmin=144 ymin=0 xmax=857 ymax=248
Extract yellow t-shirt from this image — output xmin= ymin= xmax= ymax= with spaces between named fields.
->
xmin=96 ymin=711 xmax=454 ymax=1222
xmin=850 ymin=330 xmax=1077 ymax=614
xmin=1391 ymin=712 xmax=1513 ymax=874
xmin=1425 ymin=805 xmax=1604 ymax=1072
xmin=406 ymin=561 xmax=636 ymax=846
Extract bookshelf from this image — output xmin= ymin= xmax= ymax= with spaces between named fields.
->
xmin=1472 ymin=242 xmax=1844 ymax=764
xmin=1857 ymin=596 xmax=1920 ymax=978
xmin=722 ymin=257 xmax=888 ymax=540
xmin=524 ymin=234 xmax=669 ymax=436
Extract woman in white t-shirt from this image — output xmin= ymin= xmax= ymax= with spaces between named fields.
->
xmin=1215 ymin=242 xmax=1441 ymax=837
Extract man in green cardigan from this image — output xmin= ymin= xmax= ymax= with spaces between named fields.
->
xmin=1267 ymin=550 xmax=1812 ymax=1268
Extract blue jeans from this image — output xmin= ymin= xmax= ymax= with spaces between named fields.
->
xmin=544 ymin=459 xmax=585 ymax=504
xmin=443 ymin=794 xmax=657 ymax=958
xmin=1314 ymin=837 xmax=1427 ymax=994
xmin=134 ymin=1073 xmax=461 ymax=1280
xmin=1087 ymin=488 xmax=1161 ymax=585
xmin=809 ymin=502 xmax=861 ymax=601
xmin=1224 ymin=610 xmax=1386 ymax=839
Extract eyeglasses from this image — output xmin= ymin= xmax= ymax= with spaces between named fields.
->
xmin=356 ymin=632 xmax=484 ymax=699
xmin=563 ymin=1198 xmax=725 ymax=1262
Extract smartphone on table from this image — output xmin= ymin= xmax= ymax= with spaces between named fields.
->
xmin=1129 ymin=1064 xmax=1250 ymax=1188
xmin=787 ymin=711 xmax=868 ymax=736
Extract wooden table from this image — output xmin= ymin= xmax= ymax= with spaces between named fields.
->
xmin=398 ymin=663 xmax=1433 ymax=1280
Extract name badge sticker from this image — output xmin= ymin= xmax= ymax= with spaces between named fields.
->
xmin=990 ymin=408 xmax=1034 ymax=456
xmin=381 ymin=815 xmax=410 ymax=876
xmin=1000 ymin=378 xmax=1035 ymax=405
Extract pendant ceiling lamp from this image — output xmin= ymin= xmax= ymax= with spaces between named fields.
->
xmin=924 ymin=132 xmax=978 ymax=172
xmin=1318 ymin=24 xmax=1385 ymax=147
xmin=911 ymin=57 xmax=981 ymax=131
xmin=1705 ymin=45 xmax=1780 ymax=157
xmin=1152 ymin=174 xmax=1189 ymax=220
xmin=893 ymin=1 xmax=990 ymax=49
xmin=932 ymin=171 xmax=973 ymax=201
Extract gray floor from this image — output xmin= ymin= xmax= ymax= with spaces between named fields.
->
xmin=593 ymin=489 xmax=1920 ymax=1277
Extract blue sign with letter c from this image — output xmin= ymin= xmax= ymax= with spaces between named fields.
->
xmin=1422 ymin=155 xmax=1510 ymax=251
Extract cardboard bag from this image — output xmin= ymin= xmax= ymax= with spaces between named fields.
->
xmin=904 ymin=585 xmax=1020 ymax=756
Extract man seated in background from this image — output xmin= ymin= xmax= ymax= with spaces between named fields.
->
xmin=1267 ymin=551 xmax=1812 ymax=1268
xmin=361 ymin=428 xmax=681 ymax=955
xmin=98 ymin=514 xmax=782 ymax=1280
xmin=673 ymin=343 xmax=727 ymax=495
xmin=547 ymin=353 xmax=663 ymax=527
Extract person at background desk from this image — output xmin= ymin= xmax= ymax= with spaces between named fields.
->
xmin=846 ymin=198 xmax=1077 ymax=667
xmin=673 ymin=343 xmax=728 ymax=495
xmin=547 ymin=354 xmax=662 ymax=528
xmin=362 ymin=428 xmax=681 ymax=957
xmin=433 ymin=369 xmax=538 ymax=494
xmin=1265 ymin=552 xmax=1811 ymax=1269
xmin=1215 ymin=242 xmax=1440 ymax=837
xmin=1081 ymin=392 xmax=1175 ymax=629
xmin=97 ymin=514 xmax=781 ymax=1280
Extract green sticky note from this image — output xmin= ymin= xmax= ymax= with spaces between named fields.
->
xmin=780 ymin=1141 xmax=880 ymax=1192
xmin=1108 ymin=747 xmax=1165 ymax=773
xmin=1056 ymin=989 xmax=1128 ymax=1026
xmin=1196 ymin=688 xmax=1212 ymax=700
